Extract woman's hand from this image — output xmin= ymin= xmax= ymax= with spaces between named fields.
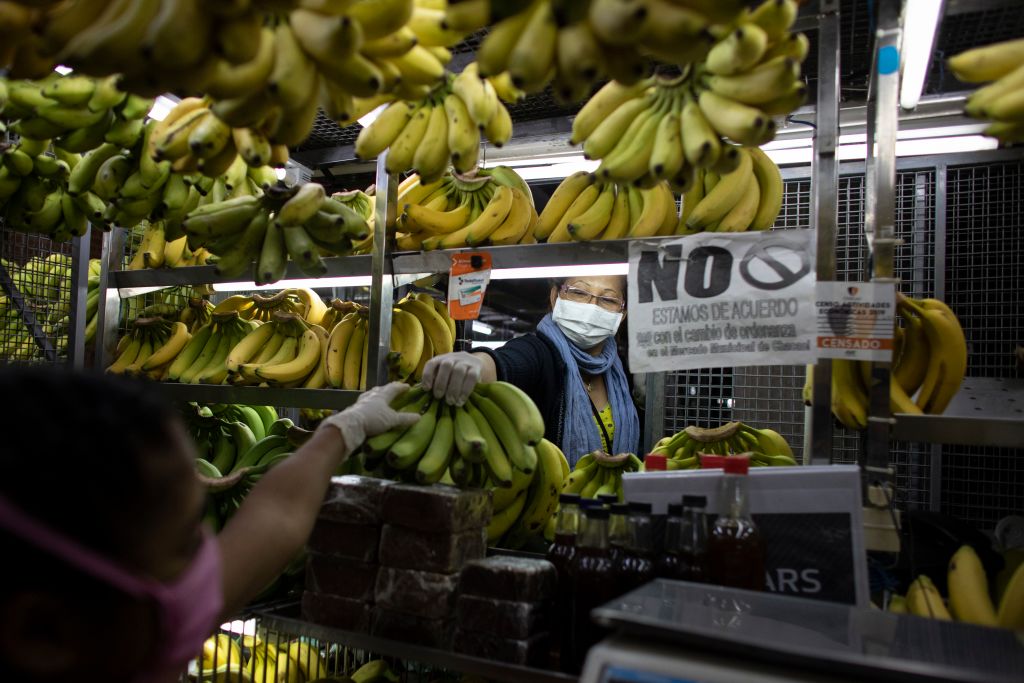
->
xmin=318 ymin=382 xmax=420 ymax=452
xmin=421 ymin=351 xmax=485 ymax=406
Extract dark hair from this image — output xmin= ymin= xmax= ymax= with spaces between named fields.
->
xmin=0 ymin=367 xmax=183 ymax=563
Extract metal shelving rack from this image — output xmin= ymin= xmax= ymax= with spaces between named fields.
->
xmin=79 ymin=1 xmax=1022 ymax=515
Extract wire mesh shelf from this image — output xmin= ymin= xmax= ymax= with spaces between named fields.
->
xmin=0 ymin=226 xmax=76 ymax=365
xmin=190 ymin=605 xmax=573 ymax=683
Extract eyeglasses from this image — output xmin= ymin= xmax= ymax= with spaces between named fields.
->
xmin=560 ymin=285 xmax=625 ymax=312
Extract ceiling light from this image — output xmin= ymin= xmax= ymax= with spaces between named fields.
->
xmin=54 ymin=65 xmax=73 ymax=75
xmin=472 ymin=321 xmax=494 ymax=335
xmin=900 ymin=0 xmax=944 ymax=111
xmin=146 ymin=94 xmax=181 ymax=121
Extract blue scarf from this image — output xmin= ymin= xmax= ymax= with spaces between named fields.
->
xmin=537 ymin=314 xmax=640 ymax=467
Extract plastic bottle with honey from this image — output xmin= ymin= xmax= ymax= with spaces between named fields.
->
xmin=616 ymin=502 xmax=656 ymax=594
xmin=678 ymin=494 xmax=710 ymax=583
xmin=547 ymin=493 xmax=581 ymax=672
xmin=707 ymin=457 xmax=765 ymax=591
xmin=569 ymin=507 xmax=616 ymax=673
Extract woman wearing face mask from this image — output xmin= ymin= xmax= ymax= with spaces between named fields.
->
xmin=422 ymin=275 xmax=640 ymax=466
xmin=0 ymin=367 xmax=418 ymax=683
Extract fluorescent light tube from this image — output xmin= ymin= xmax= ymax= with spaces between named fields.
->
xmin=358 ymin=104 xmax=387 ymax=128
xmin=900 ymin=0 xmax=944 ymax=111
xmin=212 ymin=276 xmax=374 ymax=292
xmin=489 ymin=263 xmax=629 ymax=280
xmin=54 ymin=65 xmax=73 ymax=75
xmin=472 ymin=321 xmax=494 ymax=335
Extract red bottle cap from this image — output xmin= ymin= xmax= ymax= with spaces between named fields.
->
xmin=644 ymin=454 xmax=667 ymax=471
xmin=722 ymin=456 xmax=750 ymax=475
xmin=700 ymin=455 xmax=727 ymax=469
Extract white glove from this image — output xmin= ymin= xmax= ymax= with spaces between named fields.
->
xmin=421 ymin=351 xmax=484 ymax=406
xmin=319 ymin=382 xmax=420 ymax=452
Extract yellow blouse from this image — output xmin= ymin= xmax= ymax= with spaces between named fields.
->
xmin=593 ymin=404 xmax=615 ymax=452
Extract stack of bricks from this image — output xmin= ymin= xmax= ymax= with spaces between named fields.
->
xmin=370 ymin=483 xmax=491 ymax=649
xmin=301 ymin=476 xmax=393 ymax=631
xmin=453 ymin=556 xmax=557 ymax=667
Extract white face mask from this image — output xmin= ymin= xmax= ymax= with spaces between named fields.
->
xmin=552 ymin=297 xmax=623 ymax=349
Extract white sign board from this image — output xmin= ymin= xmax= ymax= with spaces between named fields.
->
xmin=627 ymin=233 xmax=817 ymax=373
xmin=815 ymin=281 xmax=895 ymax=361
xmin=622 ymin=465 xmax=868 ymax=607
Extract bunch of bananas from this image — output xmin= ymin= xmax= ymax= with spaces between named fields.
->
xmin=359 ymin=381 xmax=545 ymax=487
xmin=534 ymin=172 xmax=679 ymax=242
xmin=650 ymin=421 xmax=797 ymax=469
xmin=680 ymin=146 xmax=783 ymax=233
xmin=183 ymin=401 xmax=281 ymax=470
xmin=949 ymin=38 xmax=1024 ymax=144
xmin=325 ymin=292 xmax=455 ymax=390
xmin=355 ymin=64 xmax=514 ymax=179
xmin=335 ymin=189 xmax=377 ymax=255
xmin=0 ymin=254 xmax=98 ymax=359
xmin=222 ymin=311 xmax=329 ymax=389
xmin=570 ymin=0 xmax=806 ymax=185
xmin=890 ymin=545 xmax=1024 ymax=632
xmin=486 ymin=438 xmax=569 ymax=548
xmin=0 ymin=72 xmax=149 ymax=151
xmin=0 ymin=138 xmax=94 ymax=242
xmin=124 ymin=220 xmax=211 ymax=271
xmin=202 ymin=3 xmax=455 ymax=144
xmin=445 ymin=0 xmax=751 ymax=100
xmin=148 ymin=311 xmax=254 ymax=384
xmin=821 ymin=295 xmax=967 ymax=430
xmin=215 ymin=288 xmax=329 ymax=327
xmin=105 ymin=316 xmax=193 ymax=379
xmin=149 ymin=97 xmax=288 ymax=175
xmin=561 ymin=450 xmax=644 ymax=499
xmin=178 ymin=296 xmax=214 ymax=333
xmin=393 ymin=166 xmax=537 ymax=250
xmin=182 ymin=181 xmax=368 ymax=283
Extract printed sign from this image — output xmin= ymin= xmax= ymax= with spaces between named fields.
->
xmin=627 ymin=233 xmax=817 ymax=372
xmin=816 ymin=281 xmax=895 ymax=361
xmin=447 ymin=252 xmax=491 ymax=320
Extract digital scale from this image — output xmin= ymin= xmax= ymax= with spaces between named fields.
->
xmin=580 ymin=580 xmax=1023 ymax=683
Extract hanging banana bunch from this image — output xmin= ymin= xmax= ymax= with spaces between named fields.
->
xmin=354 ymin=65 xmax=515 ymax=180
xmin=571 ymin=0 xmax=807 ymax=185
xmin=533 ymin=173 xmax=679 ymax=242
xmin=391 ymin=166 xmax=537 ymax=251
xmin=949 ymin=38 xmax=1024 ymax=144
xmin=443 ymin=0 xmax=751 ymax=101
xmin=816 ymin=294 xmax=968 ymax=431
xmin=182 ymin=182 xmax=369 ymax=284
xmin=13 ymin=0 xmax=454 ymax=151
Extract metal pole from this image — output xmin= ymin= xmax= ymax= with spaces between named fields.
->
xmin=68 ymin=226 xmax=91 ymax=369
xmin=810 ymin=0 xmax=840 ymax=465
xmin=95 ymin=228 xmax=125 ymax=371
xmin=643 ymin=372 xmax=666 ymax=455
xmin=365 ymin=153 xmax=396 ymax=389
xmin=929 ymin=163 xmax=948 ymax=512
xmin=864 ymin=0 xmax=901 ymax=497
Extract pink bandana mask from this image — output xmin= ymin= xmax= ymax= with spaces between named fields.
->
xmin=0 ymin=494 xmax=224 ymax=683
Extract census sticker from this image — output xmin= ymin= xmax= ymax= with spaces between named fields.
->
xmin=815 ymin=281 xmax=895 ymax=362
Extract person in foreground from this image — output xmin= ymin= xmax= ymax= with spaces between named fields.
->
xmin=422 ymin=275 xmax=640 ymax=466
xmin=0 ymin=367 xmax=418 ymax=683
